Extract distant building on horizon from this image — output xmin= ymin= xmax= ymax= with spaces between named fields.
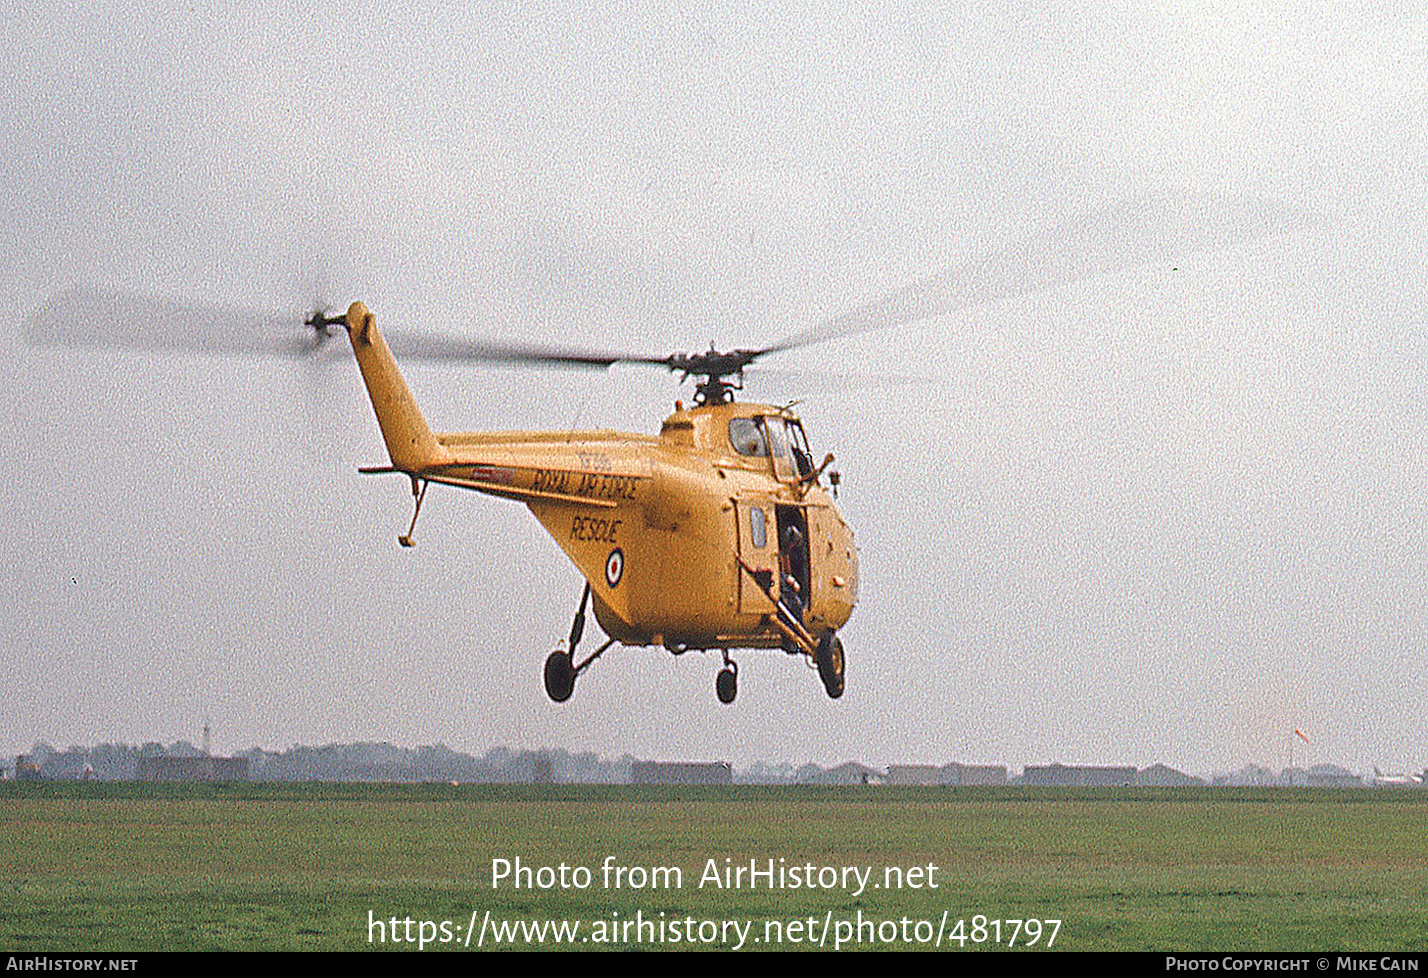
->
xmin=1299 ymin=764 xmax=1363 ymax=788
xmin=630 ymin=761 xmax=732 ymax=785
xmin=1134 ymin=764 xmax=1205 ymax=786
xmin=886 ymin=763 xmax=1009 ymax=786
xmin=886 ymin=764 xmax=943 ymax=785
xmin=1021 ymin=763 xmax=1138 ymax=786
xmin=12 ymin=753 xmax=96 ymax=780
xmin=796 ymin=761 xmax=884 ymax=786
xmin=136 ymin=755 xmax=249 ymax=782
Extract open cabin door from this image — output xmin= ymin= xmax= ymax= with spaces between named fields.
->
xmin=735 ymin=499 xmax=777 ymax=614
xmin=774 ymin=504 xmax=812 ymax=622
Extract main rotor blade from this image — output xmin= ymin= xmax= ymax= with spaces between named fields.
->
xmin=760 ymin=190 xmax=1320 ymax=357
xmin=742 ymin=365 xmax=939 ymax=391
xmin=24 ymin=287 xmax=680 ymax=371
xmin=383 ymin=331 xmax=674 ymax=371
xmin=25 ymin=190 xmax=1316 ymax=379
xmin=23 ymin=286 xmax=332 ymax=357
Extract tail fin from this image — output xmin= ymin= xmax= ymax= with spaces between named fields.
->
xmin=345 ymin=301 xmax=451 ymax=472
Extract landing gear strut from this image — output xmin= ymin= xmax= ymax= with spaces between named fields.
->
xmin=543 ymin=582 xmax=615 ymax=703
xmin=397 ymin=477 xmax=427 ymax=547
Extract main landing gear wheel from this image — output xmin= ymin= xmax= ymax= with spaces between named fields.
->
xmin=544 ymin=650 xmax=576 ymax=703
xmin=816 ymin=633 xmax=845 ymax=699
xmin=716 ymin=658 xmax=738 ymax=705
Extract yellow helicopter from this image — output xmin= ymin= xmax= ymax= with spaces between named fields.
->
xmin=27 ymin=193 xmax=1296 ymax=705
xmin=308 ymin=300 xmax=857 ymax=705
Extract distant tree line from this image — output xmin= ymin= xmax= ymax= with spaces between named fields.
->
xmin=12 ymin=741 xmax=843 ymax=784
xmin=13 ymin=741 xmax=648 ymax=783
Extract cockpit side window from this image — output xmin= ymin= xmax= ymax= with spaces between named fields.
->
xmin=729 ymin=418 xmax=768 ymax=457
xmin=786 ymin=420 xmax=814 ymax=479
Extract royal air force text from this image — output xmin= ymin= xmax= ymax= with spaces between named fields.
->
xmin=532 ymin=469 xmax=638 ymax=502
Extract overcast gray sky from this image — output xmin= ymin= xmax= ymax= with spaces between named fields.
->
xmin=3 ymin=1 xmax=1426 ymax=774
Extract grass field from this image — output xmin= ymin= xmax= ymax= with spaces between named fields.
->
xmin=2 ymin=783 xmax=1426 ymax=951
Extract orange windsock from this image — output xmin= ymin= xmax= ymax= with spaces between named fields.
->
xmin=1294 ymin=728 xmax=1311 ymax=744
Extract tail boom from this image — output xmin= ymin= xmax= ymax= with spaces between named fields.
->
xmin=345 ymin=301 xmax=452 ymax=473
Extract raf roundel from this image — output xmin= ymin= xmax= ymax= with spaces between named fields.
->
xmin=604 ymin=548 xmax=625 ymax=588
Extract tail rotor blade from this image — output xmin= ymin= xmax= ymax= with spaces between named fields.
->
xmin=25 ymin=286 xmax=331 ymax=358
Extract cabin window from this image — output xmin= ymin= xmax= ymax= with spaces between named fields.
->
xmin=729 ymin=418 xmax=768 ymax=457
xmin=749 ymin=507 xmax=767 ymax=548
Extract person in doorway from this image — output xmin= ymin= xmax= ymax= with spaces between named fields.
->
xmin=780 ymin=522 xmax=807 ymax=626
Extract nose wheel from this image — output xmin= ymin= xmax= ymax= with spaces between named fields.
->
xmin=716 ymin=654 xmax=738 ymax=705
xmin=816 ymin=632 xmax=845 ymax=699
